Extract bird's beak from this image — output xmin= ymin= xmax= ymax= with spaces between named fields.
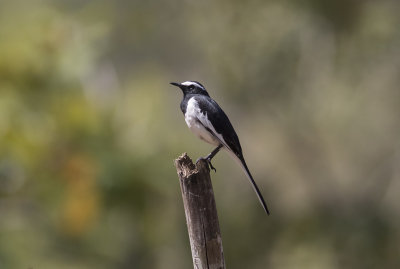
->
xmin=170 ymin=82 xmax=181 ymax=87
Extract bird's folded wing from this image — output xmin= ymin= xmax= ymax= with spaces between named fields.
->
xmin=195 ymin=97 xmax=243 ymax=157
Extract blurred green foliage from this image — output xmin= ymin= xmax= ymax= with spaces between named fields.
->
xmin=1 ymin=0 xmax=400 ymax=268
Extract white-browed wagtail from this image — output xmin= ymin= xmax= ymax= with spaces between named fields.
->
xmin=171 ymin=81 xmax=270 ymax=215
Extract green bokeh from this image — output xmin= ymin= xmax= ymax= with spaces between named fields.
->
xmin=1 ymin=0 xmax=399 ymax=268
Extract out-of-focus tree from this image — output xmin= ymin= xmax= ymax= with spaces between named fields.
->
xmin=1 ymin=0 xmax=400 ymax=268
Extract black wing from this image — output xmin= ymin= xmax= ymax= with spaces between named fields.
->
xmin=195 ymin=95 xmax=270 ymax=215
xmin=195 ymin=95 xmax=243 ymax=157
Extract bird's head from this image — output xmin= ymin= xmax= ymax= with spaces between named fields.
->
xmin=170 ymin=81 xmax=209 ymax=96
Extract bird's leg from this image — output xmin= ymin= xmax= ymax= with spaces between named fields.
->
xmin=197 ymin=144 xmax=223 ymax=172
xmin=205 ymin=144 xmax=223 ymax=161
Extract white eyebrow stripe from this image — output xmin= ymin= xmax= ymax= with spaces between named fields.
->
xmin=181 ymin=81 xmax=205 ymax=90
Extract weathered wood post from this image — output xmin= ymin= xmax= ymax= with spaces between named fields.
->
xmin=174 ymin=153 xmax=226 ymax=269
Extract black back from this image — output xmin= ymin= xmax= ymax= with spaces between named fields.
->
xmin=185 ymin=94 xmax=243 ymax=157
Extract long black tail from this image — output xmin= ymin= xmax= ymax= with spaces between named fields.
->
xmin=237 ymin=156 xmax=270 ymax=215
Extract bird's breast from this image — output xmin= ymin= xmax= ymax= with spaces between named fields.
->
xmin=184 ymin=97 xmax=220 ymax=146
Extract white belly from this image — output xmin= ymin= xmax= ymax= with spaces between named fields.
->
xmin=185 ymin=98 xmax=220 ymax=146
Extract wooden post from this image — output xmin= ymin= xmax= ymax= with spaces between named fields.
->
xmin=175 ymin=153 xmax=226 ymax=269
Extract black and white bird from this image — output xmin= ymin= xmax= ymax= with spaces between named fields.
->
xmin=171 ymin=81 xmax=270 ymax=215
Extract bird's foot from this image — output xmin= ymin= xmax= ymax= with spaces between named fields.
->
xmin=196 ymin=157 xmax=217 ymax=173
xmin=207 ymin=159 xmax=217 ymax=172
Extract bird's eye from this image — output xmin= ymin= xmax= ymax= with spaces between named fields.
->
xmin=188 ymin=85 xmax=195 ymax=90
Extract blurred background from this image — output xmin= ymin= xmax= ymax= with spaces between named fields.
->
xmin=1 ymin=0 xmax=399 ymax=268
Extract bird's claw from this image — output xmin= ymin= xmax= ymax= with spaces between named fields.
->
xmin=208 ymin=159 xmax=217 ymax=172
xmin=196 ymin=157 xmax=217 ymax=173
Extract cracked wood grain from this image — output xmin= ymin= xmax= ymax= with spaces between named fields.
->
xmin=175 ymin=153 xmax=226 ymax=269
